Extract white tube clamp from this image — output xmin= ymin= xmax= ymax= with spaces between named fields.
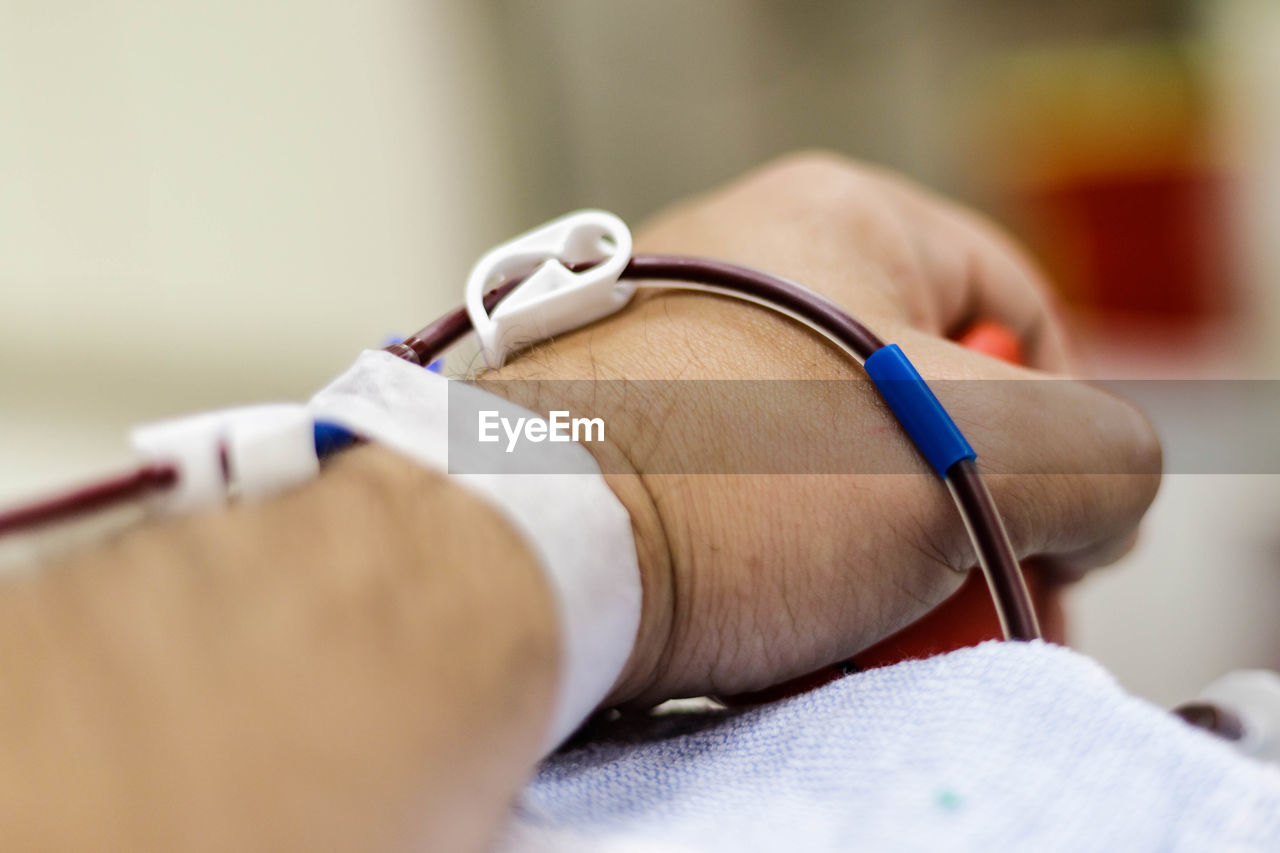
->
xmin=130 ymin=404 xmax=320 ymax=514
xmin=465 ymin=209 xmax=634 ymax=368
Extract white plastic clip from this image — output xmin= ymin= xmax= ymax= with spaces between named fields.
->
xmin=465 ymin=209 xmax=634 ymax=368
xmin=130 ymin=404 xmax=319 ymax=515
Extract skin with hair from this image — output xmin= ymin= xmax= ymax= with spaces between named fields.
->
xmin=494 ymin=152 xmax=1160 ymax=706
xmin=0 ymin=153 xmax=1160 ymax=849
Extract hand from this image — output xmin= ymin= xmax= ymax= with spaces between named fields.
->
xmin=488 ymin=152 xmax=1161 ymax=706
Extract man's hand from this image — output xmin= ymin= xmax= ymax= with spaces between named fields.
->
xmin=489 ymin=152 xmax=1162 ymax=706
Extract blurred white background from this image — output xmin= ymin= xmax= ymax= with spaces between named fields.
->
xmin=2 ymin=0 xmax=1278 ymax=707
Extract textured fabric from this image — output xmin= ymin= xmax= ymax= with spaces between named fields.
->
xmin=310 ymin=350 xmax=641 ymax=752
xmin=504 ymin=641 xmax=1280 ymax=851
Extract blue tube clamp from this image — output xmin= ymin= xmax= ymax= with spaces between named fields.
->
xmin=864 ymin=344 xmax=976 ymax=478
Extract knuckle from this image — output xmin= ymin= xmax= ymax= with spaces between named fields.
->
xmin=753 ymin=149 xmax=871 ymax=202
xmin=771 ymin=148 xmax=860 ymax=177
xmin=1113 ymin=393 xmax=1163 ymax=509
xmin=1125 ymin=399 xmax=1163 ymax=478
xmin=1090 ymin=385 xmax=1163 ymax=482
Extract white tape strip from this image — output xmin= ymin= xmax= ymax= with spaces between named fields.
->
xmin=308 ymin=350 xmax=641 ymax=752
xmin=130 ymin=404 xmax=319 ymax=514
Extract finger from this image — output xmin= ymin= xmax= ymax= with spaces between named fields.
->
xmin=881 ymin=180 xmax=1076 ymax=374
xmin=942 ymin=212 xmax=1075 ymax=374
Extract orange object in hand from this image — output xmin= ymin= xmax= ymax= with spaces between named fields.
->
xmin=955 ymin=320 xmax=1025 ymax=365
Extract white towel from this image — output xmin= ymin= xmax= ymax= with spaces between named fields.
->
xmin=504 ymin=641 xmax=1280 ymax=851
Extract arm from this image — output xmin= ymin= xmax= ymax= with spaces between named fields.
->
xmin=0 ymin=152 xmax=1161 ymax=850
xmin=0 ymin=445 xmax=557 ymax=851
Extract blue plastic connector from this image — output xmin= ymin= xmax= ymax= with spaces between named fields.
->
xmin=863 ymin=344 xmax=976 ymax=478
xmin=312 ymin=420 xmax=357 ymax=458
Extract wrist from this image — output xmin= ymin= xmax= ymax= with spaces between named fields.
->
xmin=479 ymin=288 xmax=820 ymax=708
xmin=478 ymin=359 xmax=678 ymax=710
xmin=479 ymin=288 xmax=834 ymax=707
xmin=311 ymin=350 xmax=645 ymax=745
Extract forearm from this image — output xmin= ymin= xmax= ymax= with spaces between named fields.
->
xmin=0 ymin=445 xmax=558 ymax=851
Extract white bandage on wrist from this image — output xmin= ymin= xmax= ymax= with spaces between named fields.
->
xmin=308 ymin=349 xmax=642 ymax=751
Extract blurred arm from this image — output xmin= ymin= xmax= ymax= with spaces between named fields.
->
xmin=0 ymin=445 xmax=558 ymax=852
